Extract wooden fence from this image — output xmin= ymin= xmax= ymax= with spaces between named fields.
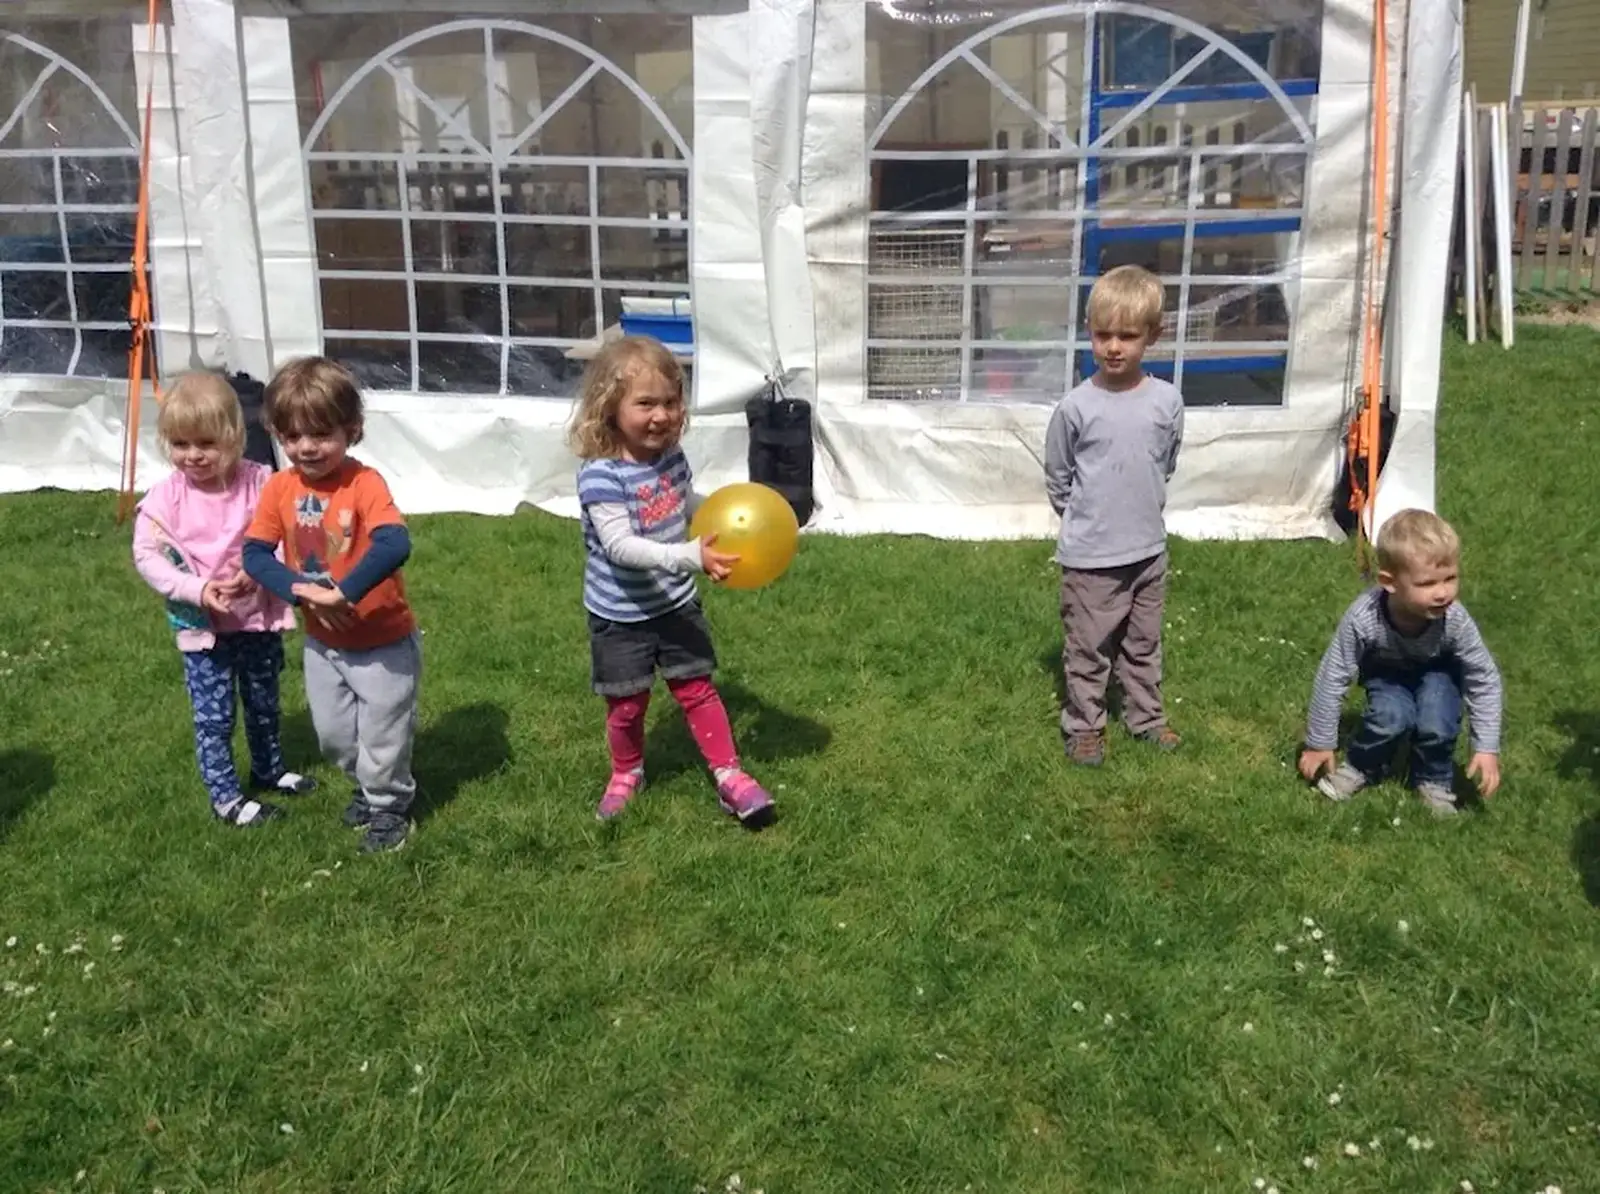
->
xmin=1493 ymin=101 xmax=1600 ymax=295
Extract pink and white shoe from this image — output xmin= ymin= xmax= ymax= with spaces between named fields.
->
xmin=595 ymin=771 xmax=644 ymax=821
xmin=715 ymin=769 xmax=776 ymax=828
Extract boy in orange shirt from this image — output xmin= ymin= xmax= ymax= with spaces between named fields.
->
xmin=242 ymin=357 xmax=420 ymax=853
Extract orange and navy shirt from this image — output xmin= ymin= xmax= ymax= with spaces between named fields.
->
xmin=246 ymin=460 xmax=415 ymax=651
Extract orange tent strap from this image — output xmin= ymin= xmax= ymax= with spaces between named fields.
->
xmin=1347 ymin=0 xmax=1389 ymax=564
xmin=117 ymin=0 xmax=163 ymax=523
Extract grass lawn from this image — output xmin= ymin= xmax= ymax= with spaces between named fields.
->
xmin=3 ymin=327 xmax=1599 ymax=1193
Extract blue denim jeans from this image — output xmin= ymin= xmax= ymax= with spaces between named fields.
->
xmin=1347 ymin=660 xmax=1462 ymax=787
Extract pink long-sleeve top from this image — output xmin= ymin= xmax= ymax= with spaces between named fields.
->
xmin=132 ymin=460 xmax=297 ymax=652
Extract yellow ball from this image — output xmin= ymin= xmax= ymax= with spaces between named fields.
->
xmin=689 ymin=482 xmax=800 ymax=591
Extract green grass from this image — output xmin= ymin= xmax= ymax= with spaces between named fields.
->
xmin=3 ymin=326 xmax=1600 ymax=1193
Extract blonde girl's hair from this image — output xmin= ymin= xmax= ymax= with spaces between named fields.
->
xmin=157 ymin=372 xmax=247 ymax=477
xmin=1085 ymin=264 xmax=1165 ymax=336
xmin=566 ymin=335 xmax=686 ymax=460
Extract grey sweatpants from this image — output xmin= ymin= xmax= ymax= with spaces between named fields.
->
xmin=304 ymin=632 xmax=421 ymax=816
xmin=1060 ymin=552 xmax=1167 ymax=737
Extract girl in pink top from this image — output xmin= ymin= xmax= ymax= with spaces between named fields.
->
xmin=132 ymin=373 xmax=316 ymax=826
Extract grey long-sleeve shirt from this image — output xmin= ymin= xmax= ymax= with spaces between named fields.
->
xmin=1305 ymin=588 xmax=1504 ymax=753
xmin=1044 ymin=374 xmax=1184 ymax=569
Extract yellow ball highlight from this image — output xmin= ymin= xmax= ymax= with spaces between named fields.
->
xmin=689 ymin=482 xmax=800 ymax=591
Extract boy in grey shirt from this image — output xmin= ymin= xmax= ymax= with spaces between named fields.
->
xmin=1298 ymin=509 xmax=1502 ymax=815
xmin=1045 ymin=265 xmax=1185 ymax=765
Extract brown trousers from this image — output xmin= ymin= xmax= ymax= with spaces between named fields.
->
xmin=1060 ymin=552 xmax=1167 ymax=737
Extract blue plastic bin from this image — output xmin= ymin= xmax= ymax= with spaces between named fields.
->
xmin=619 ymin=312 xmax=693 ymax=345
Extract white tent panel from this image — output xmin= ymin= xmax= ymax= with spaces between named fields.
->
xmin=0 ymin=0 xmax=1463 ymax=546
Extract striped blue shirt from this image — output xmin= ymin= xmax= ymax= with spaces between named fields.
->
xmin=578 ymin=448 xmax=698 ymax=622
xmin=1306 ymin=588 xmax=1503 ymax=752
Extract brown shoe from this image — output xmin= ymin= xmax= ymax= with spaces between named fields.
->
xmin=1064 ymin=731 xmax=1106 ymax=766
xmin=1134 ymin=725 xmax=1182 ymax=752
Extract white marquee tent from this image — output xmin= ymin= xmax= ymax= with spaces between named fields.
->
xmin=0 ymin=0 xmax=1461 ymax=541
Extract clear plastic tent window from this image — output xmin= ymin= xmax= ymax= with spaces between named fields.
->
xmin=295 ymin=12 xmax=695 ymax=398
xmin=866 ymin=0 xmax=1321 ymax=406
xmin=0 ymin=21 xmax=146 ymax=380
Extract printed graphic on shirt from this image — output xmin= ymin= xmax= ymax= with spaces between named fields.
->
xmin=291 ymin=492 xmax=356 ymax=582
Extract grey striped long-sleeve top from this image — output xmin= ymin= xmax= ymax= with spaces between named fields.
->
xmin=1305 ymin=588 xmax=1503 ymax=752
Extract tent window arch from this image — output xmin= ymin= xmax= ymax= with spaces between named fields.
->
xmin=865 ymin=1 xmax=1320 ymax=406
xmin=295 ymin=16 xmax=692 ymax=397
xmin=0 ymin=25 xmax=145 ymax=380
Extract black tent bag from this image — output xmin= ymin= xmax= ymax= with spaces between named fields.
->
xmin=229 ymin=371 xmax=277 ymax=471
xmin=745 ymin=382 xmax=815 ymax=527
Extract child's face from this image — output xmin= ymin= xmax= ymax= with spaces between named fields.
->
xmin=1381 ymin=556 xmax=1460 ymax=622
xmin=280 ymin=424 xmax=352 ymax=481
xmin=614 ymin=368 xmax=684 ymax=460
xmin=1090 ymin=320 xmax=1154 ymax=386
xmin=168 ymin=434 xmax=230 ymax=489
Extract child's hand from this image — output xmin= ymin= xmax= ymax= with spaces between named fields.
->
xmin=199 ymin=582 xmax=231 ymax=616
xmin=292 ymin=582 xmax=355 ymax=632
xmin=1298 ymin=748 xmax=1336 ymax=782
xmin=1467 ymin=751 xmax=1501 ymax=797
xmin=699 ymin=534 xmax=740 ymax=583
xmin=216 ymin=569 xmax=256 ymax=599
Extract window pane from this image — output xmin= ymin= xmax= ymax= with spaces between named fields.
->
xmin=320 ymin=278 xmax=409 ymax=332
xmin=327 ymin=337 xmax=412 ymax=392
xmin=315 ymin=218 xmax=405 ymax=272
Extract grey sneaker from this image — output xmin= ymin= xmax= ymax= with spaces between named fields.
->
xmin=343 ymin=789 xmax=374 ymax=828
xmin=1317 ymin=761 xmax=1369 ymax=801
xmin=1415 ymin=782 xmax=1460 ymax=817
xmin=360 ymin=812 xmax=410 ymax=853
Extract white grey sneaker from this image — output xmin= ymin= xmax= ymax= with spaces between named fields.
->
xmin=1317 ymin=762 xmax=1369 ymax=801
xmin=1416 ymin=782 xmax=1460 ymax=817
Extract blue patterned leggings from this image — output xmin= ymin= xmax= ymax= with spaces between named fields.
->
xmin=181 ymin=632 xmax=287 ymax=807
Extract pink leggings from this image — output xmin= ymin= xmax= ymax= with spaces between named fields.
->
xmin=605 ymin=676 xmax=739 ymax=774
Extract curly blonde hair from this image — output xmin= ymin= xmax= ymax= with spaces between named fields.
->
xmin=566 ymin=336 xmax=686 ymax=460
xmin=158 ymin=372 xmax=246 ymax=478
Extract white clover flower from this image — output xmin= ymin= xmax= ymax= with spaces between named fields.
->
xmin=1273 ymin=943 xmax=1289 ymax=954
xmin=1323 ymin=950 xmax=1337 ymax=964
xmin=1293 ymin=961 xmax=1306 ymax=973
xmin=1323 ymin=965 xmax=1336 ymax=977
xmin=1 ymin=1039 xmax=12 ymax=1049
xmin=1071 ymin=1000 xmax=1085 ymax=1013
xmin=63 ymin=943 xmax=84 ymax=956
xmin=1397 ymin=920 xmax=1410 ymax=933
xmin=1302 ymin=1156 xmax=1318 ymax=1170
xmin=1392 ymin=816 xmax=1402 ymax=826
xmin=1242 ymin=1022 xmax=1255 ymax=1034
xmin=1458 ymin=1182 xmax=1473 ymax=1193
xmin=1407 ymin=1134 xmax=1422 ymax=1150
xmin=1253 ymin=1179 xmax=1266 ymax=1190
xmin=4 ymin=936 xmax=15 ymax=948
xmin=413 ymin=1063 xmax=423 ymax=1075
xmin=1328 ymin=1091 xmax=1342 ymax=1106
xmin=358 ymin=1061 xmax=369 ymax=1073
xmin=1343 ymin=1142 xmax=1361 ymax=1157
xmin=1103 ymin=1013 xmax=1115 ymax=1027
xmin=279 ymin=1123 xmax=294 ymax=1135
xmin=35 ymin=943 xmax=48 ymax=954
xmin=1311 ymin=928 xmax=1325 ymax=941
xmin=1302 ymin=916 xmax=1316 ymax=927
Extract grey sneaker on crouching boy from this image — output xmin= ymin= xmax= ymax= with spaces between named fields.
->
xmin=1316 ymin=761 xmax=1370 ymax=801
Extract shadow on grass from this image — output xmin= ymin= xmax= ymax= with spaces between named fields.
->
xmin=279 ymin=703 xmax=511 ymax=825
xmin=414 ymin=703 xmax=513 ymax=822
xmin=0 ymin=748 xmax=55 ymax=842
xmin=1553 ymin=710 xmax=1600 ymax=908
xmin=643 ymin=679 xmax=831 ymax=787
